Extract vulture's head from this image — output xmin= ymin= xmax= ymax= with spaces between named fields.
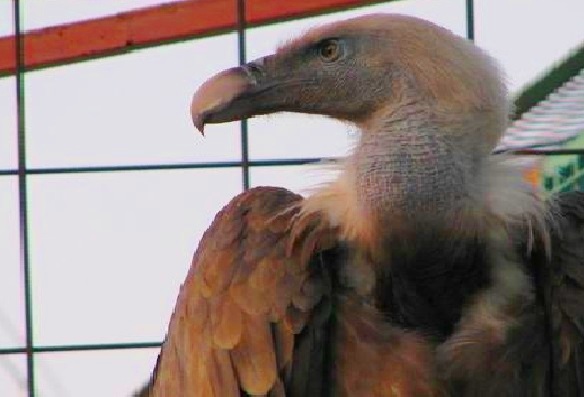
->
xmin=191 ymin=14 xmax=511 ymax=220
xmin=192 ymin=14 xmax=507 ymax=148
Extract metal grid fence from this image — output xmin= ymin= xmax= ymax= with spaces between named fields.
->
xmin=2 ymin=0 xmax=583 ymax=395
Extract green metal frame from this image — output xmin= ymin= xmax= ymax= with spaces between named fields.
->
xmin=512 ymin=42 xmax=584 ymax=120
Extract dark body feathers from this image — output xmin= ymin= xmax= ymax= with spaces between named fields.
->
xmin=543 ymin=192 xmax=584 ymax=396
xmin=375 ymin=232 xmax=491 ymax=339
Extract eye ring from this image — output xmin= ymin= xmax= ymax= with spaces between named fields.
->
xmin=318 ymin=39 xmax=342 ymax=62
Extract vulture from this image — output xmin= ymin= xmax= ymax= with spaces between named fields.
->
xmin=138 ymin=14 xmax=584 ymax=396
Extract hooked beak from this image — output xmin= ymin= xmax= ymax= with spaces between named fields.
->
xmin=190 ymin=58 xmax=270 ymax=135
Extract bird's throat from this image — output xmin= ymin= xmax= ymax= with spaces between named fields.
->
xmin=353 ymin=114 xmax=471 ymax=223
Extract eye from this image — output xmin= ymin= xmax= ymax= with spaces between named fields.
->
xmin=318 ymin=39 xmax=342 ymax=62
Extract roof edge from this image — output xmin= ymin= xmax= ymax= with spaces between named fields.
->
xmin=512 ymin=41 xmax=584 ymax=120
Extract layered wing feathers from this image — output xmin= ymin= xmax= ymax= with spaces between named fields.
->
xmin=145 ymin=187 xmax=336 ymax=396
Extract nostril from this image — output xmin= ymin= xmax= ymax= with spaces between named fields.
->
xmin=247 ymin=63 xmax=263 ymax=73
xmin=248 ymin=64 xmax=263 ymax=77
xmin=243 ymin=58 xmax=267 ymax=83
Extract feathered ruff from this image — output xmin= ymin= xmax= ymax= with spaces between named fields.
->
xmin=300 ymin=153 xmax=550 ymax=257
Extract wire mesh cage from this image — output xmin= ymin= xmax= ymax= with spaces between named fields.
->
xmin=1 ymin=0 xmax=584 ymax=395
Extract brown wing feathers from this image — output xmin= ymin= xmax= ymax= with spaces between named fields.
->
xmin=144 ymin=187 xmax=336 ymax=396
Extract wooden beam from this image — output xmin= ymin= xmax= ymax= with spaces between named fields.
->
xmin=1 ymin=0 xmax=383 ymax=76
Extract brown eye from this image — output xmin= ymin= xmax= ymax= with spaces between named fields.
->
xmin=318 ymin=39 xmax=341 ymax=62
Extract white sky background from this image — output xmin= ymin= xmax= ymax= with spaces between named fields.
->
xmin=0 ymin=0 xmax=583 ymax=395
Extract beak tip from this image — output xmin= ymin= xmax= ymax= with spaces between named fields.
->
xmin=192 ymin=113 xmax=206 ymax=136
xmin=190 ymin=66 xmax=255 ymax=136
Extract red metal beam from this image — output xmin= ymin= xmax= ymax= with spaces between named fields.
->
xmin=1 ymin=0 xmax=384 ymax=76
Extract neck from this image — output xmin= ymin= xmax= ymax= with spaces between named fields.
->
xmin=351 ymin=105 xmax=481 ymax=225
xmin=348 ymin=105 xmax=512 ymax=337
